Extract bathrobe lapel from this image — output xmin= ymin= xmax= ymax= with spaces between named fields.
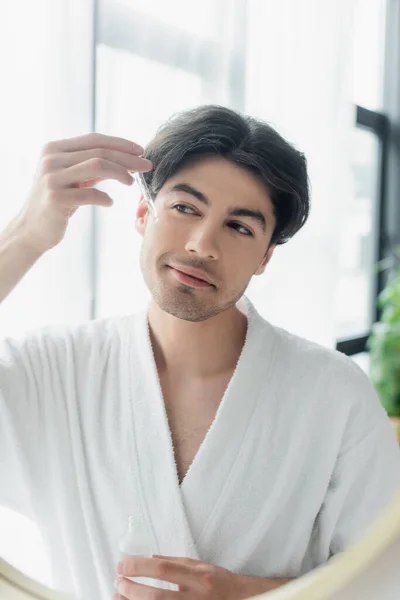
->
xmin=127 ymin=298 xmax=274 ymax=561
xmin=180 ymin=299 xmax=275 ymax=555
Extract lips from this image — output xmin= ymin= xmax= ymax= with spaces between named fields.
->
xmin=168 ymin=264 xmax=215 ymax=286
xmin=172 ymin=266 xmax=213 ymax=285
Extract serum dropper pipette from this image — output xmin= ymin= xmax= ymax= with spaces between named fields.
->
xmin=135 ymin=171 xmax=158 ymax=221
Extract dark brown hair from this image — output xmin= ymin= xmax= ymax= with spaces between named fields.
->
xmin=143 ymin=104 xmax=311 ymax=246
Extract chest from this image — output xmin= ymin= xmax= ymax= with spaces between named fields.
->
xmin=159 ymin=373 xmax=231 ymax=485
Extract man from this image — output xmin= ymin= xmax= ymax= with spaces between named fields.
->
xmin=1 ymin=105 xmax=399 ymax=600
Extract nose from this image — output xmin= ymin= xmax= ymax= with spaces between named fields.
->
xmin=184 ymin=223 xmax=219 ymax=260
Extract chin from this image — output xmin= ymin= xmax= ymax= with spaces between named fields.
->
xmin=153 ymin=282 xmax=245 ymax=322
xmin=155 ymin=290 xmax=222 ymax=322
xmin=163 ymin=306 xmax=222 ymax=323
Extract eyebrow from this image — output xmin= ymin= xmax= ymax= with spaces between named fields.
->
xmin=169 ymin=182 xmax=267 ymax=233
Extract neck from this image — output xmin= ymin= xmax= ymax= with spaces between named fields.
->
xmin=147 ymin=299 xmax=248 ymax=378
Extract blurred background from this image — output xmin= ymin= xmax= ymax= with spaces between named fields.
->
xmin=1 ymin=0 xmax=400 ymax=588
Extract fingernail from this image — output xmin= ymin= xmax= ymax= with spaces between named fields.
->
xmin=117 ymin=561 xmax=124 ymax=573
xmin=132 ymin=142 xmax=144 ymax=154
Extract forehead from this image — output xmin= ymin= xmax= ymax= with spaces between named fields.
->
xmin=164 ymin=156 xmax=274 ymax=215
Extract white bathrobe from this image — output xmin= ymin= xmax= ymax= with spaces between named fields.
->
xmin=1 ymin=298 xmax=400 ymax=600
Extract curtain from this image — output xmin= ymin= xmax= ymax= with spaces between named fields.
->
xmin=0 ymin=0 xmax=95 ymax=585
xmin=245 ymin=0 xmax=357 ymax=346
xmin=0 ymin=0 xmax=95 ymax=337
xmin=94 ymin=0 xmax=357 ymax=348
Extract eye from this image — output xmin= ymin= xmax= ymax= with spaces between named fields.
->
xmin=229 ymin=222 xmax=254 ymax=237
xmin=173 ymin=203 xmax=197 ymax=215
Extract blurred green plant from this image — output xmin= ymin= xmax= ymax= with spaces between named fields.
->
xmin=367 ymin=246 xmax=400 ymax=417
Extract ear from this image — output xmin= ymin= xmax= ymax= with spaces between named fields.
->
xmin=255 ymin=244 xmax=275 ymax=276
xmin=135 ymin=195 xmax=149 ymax=236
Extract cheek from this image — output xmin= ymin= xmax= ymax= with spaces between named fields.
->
xmin=225 ymin=242 xmax=267 ymax=278
xmin=160 ymin=211 xmax=189 ymax=237
xmin=152 ymin=214 xmax=191 ymax=254
xmin=140 ymin=215 xmax=183 ymax=262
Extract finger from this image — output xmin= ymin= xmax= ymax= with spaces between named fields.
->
xmin=56 ymin=188 xmax=114 ymax=208
xmin=76 ymin=176 xmax=140 ymax=189
xmin=117 ymin=577 xmax=178 ymax=600
xmin=53 ymin=158 xmax=134 ymax=188
xmin=117 ymin=557 xmax=204 ymax=592
xmin=77 ymin=177 xmax=104 ymax=189
xmin=41 ymin=149 xmax=152 ymax=173
xmin=152 ymin=555 xmax=203 ymax=566
xmin=45 ymin=132 xmax=144 ymax=156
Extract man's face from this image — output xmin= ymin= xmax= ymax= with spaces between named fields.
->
xmin=136 ymin=156 xmax=276 ymax=322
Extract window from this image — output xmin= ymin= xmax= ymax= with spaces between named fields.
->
xmin=335 ymin=126 xmax=381 ymax=340
xmin=351 ymin=0 xmax=387 ymax=112
xmin=335 ymin=0 xmax=394 ymax=369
